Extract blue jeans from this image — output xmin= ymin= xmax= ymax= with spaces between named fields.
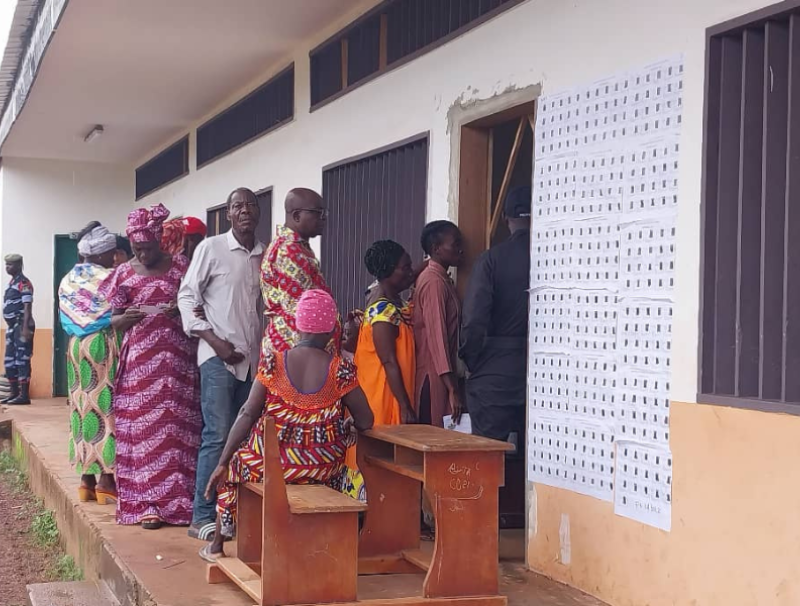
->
xmin=192 ymin=357 xmax=252 ymax=525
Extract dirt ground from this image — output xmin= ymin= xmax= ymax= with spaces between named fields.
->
xmin=0 ymin=476 xmax=52 ymax=606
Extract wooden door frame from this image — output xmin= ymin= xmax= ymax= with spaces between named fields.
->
xmin=456 ymin=99 xmax=537 ymax=297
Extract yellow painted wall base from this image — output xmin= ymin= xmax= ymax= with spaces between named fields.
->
xmin=527 ymin=400 xmax=800 ymax=606
xmin=0 ymin=328 xmax=54 ymax=398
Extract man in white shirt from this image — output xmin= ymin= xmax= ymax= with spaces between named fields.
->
xmin=178 ymin=187 xmax=265 ymax=541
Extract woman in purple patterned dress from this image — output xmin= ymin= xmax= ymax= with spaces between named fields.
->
xmin=100 ymin=204 xmax=201 ymax=529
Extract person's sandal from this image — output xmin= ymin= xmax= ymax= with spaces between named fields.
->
xmin=141 ymin=516 xmax=163 ymax=530
xmin=78 ymin=486 xmax=97 ymax=502
xmin=95 ymin=488 xmax=117 ymax=505
xmin=198 ymin=544 xmax=223 ymax=563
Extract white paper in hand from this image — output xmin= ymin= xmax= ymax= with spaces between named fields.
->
xmin=443 ymin=413 xmax=472 ymax=434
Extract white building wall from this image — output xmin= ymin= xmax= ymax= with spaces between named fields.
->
xmin=137 ymin=0 xmax=773 ymax=406
xmin=1 ymin=157 xmax=133 ymax=328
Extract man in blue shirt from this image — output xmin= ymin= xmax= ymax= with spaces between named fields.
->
xmin=3 ymin=254 xmax=35 ymax=404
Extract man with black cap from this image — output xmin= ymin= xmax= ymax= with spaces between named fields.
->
xmin=3 ymin=253 xmax=35 ymax=404
xmin=459 ymin=186 xmax=530 ymax=453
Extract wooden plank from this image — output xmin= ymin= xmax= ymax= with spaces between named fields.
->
xmin=205 ymin=563 xmax=229 ymax=585
xmin=456 ymin=125 xmax=490 ymax=299
xmin=363 ymin=425 xmax=513 ymax=453
xmin=488 ymin=117 xmax=527 ymax=244
xmin=735 ymin=27 xmax=765 ymax=398
xmin=243 ymin=482 xmax=263 ymax=497
xmin=364 ymin=455 xmax=424 ymax=482
xmin=760 ymin=20 xmax=790 ymax=400
xmin=351 ymin=598 xmax=506 ymax=606
xmin=215 ymin=557 xmax=261 ymax=603
xmin=286 ymin=484 xmax=367 ymax=514
xmin=402 ymin=548 xmax=433 ymax=571
xmin=237 ymin=481 xmax=263 ymax=565
xmin=713 ymin=34 xmax=744 ymax=396
xmin=358 ymin=435 xmax=422 ymax=558
xmin=423 ymin=452 xmax=505 ymax=599
xmin=358 ymin=555 xmax=423 ymax=575
xmin=345 ymin=597 xmax=506 ymax=606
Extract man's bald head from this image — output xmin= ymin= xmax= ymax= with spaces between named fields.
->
xmin=284 ymin=188 xmax=323 ymax=213
xmin=283 ymin=188 xmax=327 ymax=240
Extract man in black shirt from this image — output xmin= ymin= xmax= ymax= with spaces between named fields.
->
xmin=460 ymin=186 xmax=530 ymax=446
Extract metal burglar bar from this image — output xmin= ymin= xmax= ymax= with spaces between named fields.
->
xmin=322 ymin=136 xmax=428 ymax=314
xmin=197 ymin=66 xmax=294 ymax=168
xmin=701 ymin=3 xmax=800 ymax=408
xmin=309 ymin=0 xmax=523 ymax=109
xmin=135 ymin=136 xmax=189 ymax=200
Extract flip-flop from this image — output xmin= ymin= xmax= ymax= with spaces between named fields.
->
xmin=188 ymin=521 xmax=217 ymax=541
xmin=199 ymin=544 xmax=223 ymax=563
xmin=141 ymin=516 xmax=163 ymax=530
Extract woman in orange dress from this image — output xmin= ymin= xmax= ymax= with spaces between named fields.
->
xmin=353 ymin=240 xmax=417 ymax=427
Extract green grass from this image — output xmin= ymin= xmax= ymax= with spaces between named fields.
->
xmin=0 ymin=446 xmax=84 ymax=582
xmin=30 ymin=507 xmax=60 ymax=547
xmin=0 ymin=449 xmax=27 ymax=493
xmin=48 ymin=554 xmax=83 ymax=581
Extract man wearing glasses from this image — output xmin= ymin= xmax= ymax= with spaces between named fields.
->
xmin=260 ymin=188 xmax=339 ymax=356
xmin=179 ymin=187 xmax=265 ymax=541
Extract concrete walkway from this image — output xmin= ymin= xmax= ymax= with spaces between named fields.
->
xmin=2 ymin=399 xmax=608 ymax=606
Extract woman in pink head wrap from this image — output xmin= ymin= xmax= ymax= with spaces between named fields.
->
xmin=99 ymin=204 xmax=201 ymax=529
xmin=198 ymin=289 xmax=374 ymax=562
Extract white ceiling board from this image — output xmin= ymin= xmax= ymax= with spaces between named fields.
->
xmin=2 ymin=0 xmax=367 ymax=164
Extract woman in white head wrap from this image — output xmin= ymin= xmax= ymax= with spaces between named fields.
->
xmin=57 ymin=221 xmax=120 ymax=504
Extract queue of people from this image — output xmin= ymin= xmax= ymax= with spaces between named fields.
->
xmin=4 ymin=182 xmax=531 ymax=555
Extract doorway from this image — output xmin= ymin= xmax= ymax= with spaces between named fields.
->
xmin=457 ymin=101 xmax=535 ymax=530
xmin=53 ymin=235 xmax=79 ymax=397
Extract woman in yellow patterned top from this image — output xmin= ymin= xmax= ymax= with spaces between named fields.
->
xmin=353 ymin=240 xmax=417 ymax=426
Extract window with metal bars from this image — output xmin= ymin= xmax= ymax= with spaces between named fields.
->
xmin=197 ymin=66 xmax=294 ymax=168
xmin=309 ymin=0 xmax=523 ymax=109
xmin=700 ymin=1 xmax=800 ymax=412
xmin=206 ymin=188 xmax=273 ymax=247
xmin=322 ymin=135 xmax=428 ymax=313
xmin=135 ymin=136 xmax=189 ymax=200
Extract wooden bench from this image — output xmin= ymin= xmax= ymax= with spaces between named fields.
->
xmin=207 ymin=417 xmax=367 ymax=606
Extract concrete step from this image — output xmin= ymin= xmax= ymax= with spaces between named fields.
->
xmin=27 ymin=581 xmax=119 ymax=606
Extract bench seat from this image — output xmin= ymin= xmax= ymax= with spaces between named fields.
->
xmin=244 ymin=481 xmax=367 ymax=514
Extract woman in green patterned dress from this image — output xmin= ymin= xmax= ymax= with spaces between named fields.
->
xmin=58 ymin=222 xmax=120 ymax=504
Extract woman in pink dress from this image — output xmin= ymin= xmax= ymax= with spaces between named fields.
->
xmin=100 ymin=204 xmax=201 ymax=529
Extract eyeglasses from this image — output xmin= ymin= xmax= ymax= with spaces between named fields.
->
xmin=298 ymin=208 xmax=329 ymax=219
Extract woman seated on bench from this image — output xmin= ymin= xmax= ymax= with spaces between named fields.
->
xmin=200 ymin=289 xmax=375 ymax=562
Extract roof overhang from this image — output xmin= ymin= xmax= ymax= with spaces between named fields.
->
xmin=0 ymin=0 xmax=371 ymax=165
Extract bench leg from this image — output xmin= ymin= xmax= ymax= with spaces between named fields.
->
xmin=423 ymin=452 xmax=505 ymax=599
xmin=237 ymin=484 xmax=263 ymax=565
xmin=262 ymin=511 xmax=360 ymax=605
xmin=206 ymin=563 xmax=230 ymax=585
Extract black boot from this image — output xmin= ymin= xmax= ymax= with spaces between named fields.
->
xmin=1 ymin=380 xmax=19 ymax=403
xmin=7 ymin=382 xmax=30 ymax=405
